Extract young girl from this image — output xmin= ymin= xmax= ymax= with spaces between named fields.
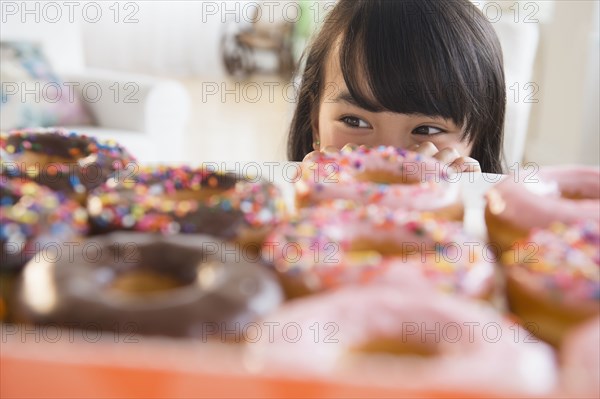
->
xmin=288 ymin=0 xmax=506 ymax=174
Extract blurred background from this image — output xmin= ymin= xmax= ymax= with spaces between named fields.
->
xmin=1 ymin=0 xmax=598 ymax=167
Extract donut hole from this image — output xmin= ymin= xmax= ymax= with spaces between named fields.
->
xmin=101 ymin=243 xmax=204 ymax=296
xmin=348 ymin=238 xmax=451 ymax=260
xmin=354 ymin=170 xmax=420 ymax=185
xmin=109 ymin=270 xmax=186 ymax=294
xmin=353 ymin=337 xmax=440 ymax=358
xmin=16 ymin=150 xmax=78 ymax=169
xmin=13 ymin=151 xmax=83 ymax=194
xmin=167 ymin=188 xmax=229 ymax=202
xmin=349 ymin=240 xmax=414 ymax=256
xmin=559 ymin=188 xmax=597 ymax=200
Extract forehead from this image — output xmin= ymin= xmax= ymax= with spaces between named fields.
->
xmin=323 ymin=40 xmax=344 ymax=86
xmin=322 ymin=38 xmax=376 ymax=104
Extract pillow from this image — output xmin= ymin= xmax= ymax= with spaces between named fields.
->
xmin=0 ymin=41 xmax=93 ymax=130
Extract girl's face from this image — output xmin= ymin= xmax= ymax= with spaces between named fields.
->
xmin=313 ymin=50 xmax=473 ymax=156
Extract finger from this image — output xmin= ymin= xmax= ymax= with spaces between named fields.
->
xmin=341 ymin=142 xmax=359 ymax=152
xmin=449 ymin=156 xmax=482 ymax=173
xmin=433 ymin=147 xmax=461 ymax=165
xmin=413 ymin=141 xmax=439 ymax=157
xmin=302 ymin=150 xmax=322 ymax=163
xmin=322 ymin=145 xmax=340 ymax=155
xmin=407 ymin=143 xmax=421 ymax=152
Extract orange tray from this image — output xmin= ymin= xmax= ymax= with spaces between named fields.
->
xmin=0 ymin=324 xmax=509 ymax=399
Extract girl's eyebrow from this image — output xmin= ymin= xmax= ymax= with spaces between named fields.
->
xmin=333 ymin=91 xmax=362 ymax=107
xmin=332 ymin=92 xmax=454 ymax=124
xmin=332 ymin=90 xmax=384 ymax=113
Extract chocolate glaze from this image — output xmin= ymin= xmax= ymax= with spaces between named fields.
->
xmin=16 ymin=232 xmax=284 ymax=338
xmin=87 ymin=166 xmax=284 ymax=242
xmin=1 ymin=129 xmax=136 ymax=198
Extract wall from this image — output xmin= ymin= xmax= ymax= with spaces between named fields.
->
xmin=525 ymin=0 xmax=599 ymax=165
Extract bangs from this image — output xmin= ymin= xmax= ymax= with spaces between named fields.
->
xmin=289 ymin=0 xmax=505 ymax=172
xmin=338 ymin=0 xmax=499 ymax=138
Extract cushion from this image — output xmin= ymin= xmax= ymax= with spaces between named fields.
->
xmin=0 ymin=41 xmax=93 ymax=130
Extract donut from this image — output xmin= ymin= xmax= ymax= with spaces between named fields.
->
xmin=1 ymin=177 xmax=88 ymax=271
xmin=1 ymin=128 xmax=136 ymax=203
xmin=1 ymin=177 xmax=88 ymax=322
xmin=296 ymin=144 xmax=463 ymax=220
xmin=16 ymin=232 xmax=284 ymax=338
xmin=245 ymin=285 xmax=557 ymax=395
xmin=502 ymin=220 xmax=600 ymax=346
xmin=485 ymin=166 xmax=600 ymax=252
xmin=86 ymin=165 xmax=286 ymax=246
xmin=561 ymin=317 xmax=600 ymax=398
xmin=262 ymin=200 xmax=494 ymax=299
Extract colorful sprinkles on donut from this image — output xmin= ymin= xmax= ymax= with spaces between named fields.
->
xmin=87 ymin=165 xmax=285 ymax=238
xmin=297 ymin=145 xmax=462 ymax=218
xmin=0 ymin=177 xmax=88 ymax=270
xmin=503 ymin=221 xmax=600 ymax=302
xmin=263 ymin=200 xmax=493 ymax=297
xmin=1 ymin=128 xmax=137 ymax=196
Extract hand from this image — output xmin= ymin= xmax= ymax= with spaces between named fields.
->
xmin=407 ymin=141 xmax=481 ymax=173
xmin=301 ymin=145 xmax=341 ymax=162
xmin=303 ymin=142 xmax=481 ymax=173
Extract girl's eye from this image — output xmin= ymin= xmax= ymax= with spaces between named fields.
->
xmin=412 ymin=126 xmax=445 ymax=135
xmin=341 ymin=116 xmax=371 ymax=128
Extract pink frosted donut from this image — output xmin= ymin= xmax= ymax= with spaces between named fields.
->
xmin=262 ymin=200 xmax=494 ymax=299
xmin=485 ymin=166 xmax=600 ymax=251
xmin=245 ymin=286 xmax=557 ymax=395
xmin=502 ymin=220 xmax=600 ymax=346
xmin=561 ymin=317 xmax=600 ymax=398
xmin=296 ymin=145 xmax=463 ymax=220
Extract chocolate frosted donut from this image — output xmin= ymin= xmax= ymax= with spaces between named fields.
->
xmin=87 ymin=165 xmax=285 ymax=245
xmin=16 ymin=232 xmax=284 ymax=338
xmin=1 ymin=177 xmax=88 ymax=271
xmin=1 ymin=128 xmax=136 ymax=203
xmin=0 ymin=177 xmax=88 ymax=322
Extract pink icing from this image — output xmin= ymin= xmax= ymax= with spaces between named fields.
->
xmin=487 ymin=166 xmax=600 ymax=230
xmin=296 ymin=145 xmax=461 ymax=211
xmin=262 ymin=200 xmax=494 ymax=297
xmin=503 ymin=220 xmax=600 ymax=305
xmin=246 ymin=286 xmax=557 ymax=394
xmin=561 ymin=317 xmax=600 ymax=397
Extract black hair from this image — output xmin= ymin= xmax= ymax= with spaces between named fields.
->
xmin=287 ymin=0 xmax=506 ymax=173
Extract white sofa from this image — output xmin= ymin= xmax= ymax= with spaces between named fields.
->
xmin=1 ymin=16 xmax=190 ymax=164
xmin=62 ymin=68 xmax=190 ymax=163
